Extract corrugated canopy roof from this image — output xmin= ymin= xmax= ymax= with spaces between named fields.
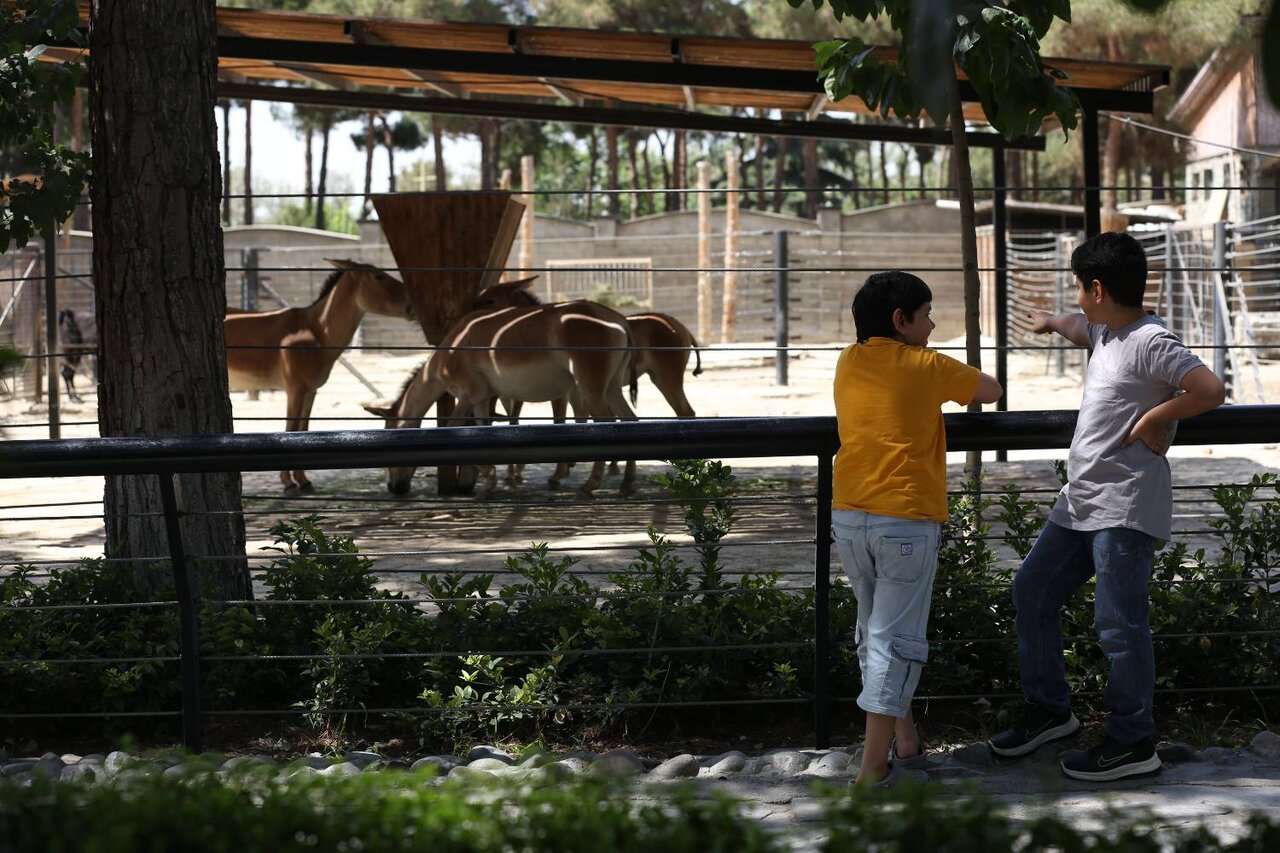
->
xmin=48 ymin=6 xmax=1170 ymax=148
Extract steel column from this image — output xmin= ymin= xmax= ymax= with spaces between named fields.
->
xmin=44 ymin=224 xmax=59 ymax=440
xmin=774 ymin=230 xmax=790 ymax=387
xmin=813 ymin=449 xmax=833 ymax=749
xmin=992 ymin=144 xmax=1009 ymax=460
xmin=158 ymin=473 xmax=203 ymax=754
xmin=1082 ymin=108 xmax=1101 ymax=238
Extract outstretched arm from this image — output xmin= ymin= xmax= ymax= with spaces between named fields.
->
xmin=1028 ymin=311 xmax=1089 ymax=348
xmin=972 ymin=372 xmax=1003 ymax=404
xmin=1126 ymin=366 xmax=1227 ymax=455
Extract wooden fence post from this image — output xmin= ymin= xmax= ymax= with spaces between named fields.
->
xmin=721 ymin=150 xmax=740 ymax=344
xmin=697 ymin=160 xmax=712 ymax=344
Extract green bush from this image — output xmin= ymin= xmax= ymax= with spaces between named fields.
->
xmin=2 ymin=464 xmax=1278 ymax=748
xmin=1 ymin=766 xmax=1278 ymax=853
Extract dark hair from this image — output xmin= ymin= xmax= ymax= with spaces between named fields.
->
xmin=1071 ymin=231 xmax=1148 ymax=308
xmin=851 ymin=271 xmax=932 ymax=343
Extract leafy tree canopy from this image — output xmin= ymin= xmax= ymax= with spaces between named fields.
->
xmin=0 ymin=0 xmax=90 ymax=250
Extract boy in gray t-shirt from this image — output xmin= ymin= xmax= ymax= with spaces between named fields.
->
xmin=988 ymin=232 xmax=1225 ymax=782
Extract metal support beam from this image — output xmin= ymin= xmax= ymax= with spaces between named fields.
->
xmin=774 ymin=230 xmax=790 ymax=387
xmin=1082 ymin=106 xmax=1101 ymax=237
xmin=215 ymin=81 xmax=1045 ymax=150
xmin=43 ymin=223 xmax=58 ymax=440
xmin=992 ymin=143 xmax=1009 ymax=460
xmin=347 ymin=21 xmax=465 ymax=97
xmin=158 ymin=473 xmax=202 ymax=755
xmin=806 ymin=94 xmax=827 ymax=121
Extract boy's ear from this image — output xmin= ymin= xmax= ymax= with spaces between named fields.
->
xmin=1083 ymin=278 xmax=1105 ymax=304
xmin=891 ymin=307 xmax=906 ymax=332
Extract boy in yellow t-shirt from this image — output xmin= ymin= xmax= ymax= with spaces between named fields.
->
xmin=833 ymin=270 xmax=1002 ymax=786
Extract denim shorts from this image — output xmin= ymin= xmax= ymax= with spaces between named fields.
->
xmin=832 ymin=509 xmax=941 ymax=718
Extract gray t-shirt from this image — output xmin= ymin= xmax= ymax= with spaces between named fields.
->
xmin=1048 ymin=314 xmax=1205 ymax=541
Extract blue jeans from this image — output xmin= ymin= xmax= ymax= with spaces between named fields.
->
xmin=1013 ymin=521 xmax=1158 ymax=743
xmin=832 ymin=509 xmax=941 ymax=718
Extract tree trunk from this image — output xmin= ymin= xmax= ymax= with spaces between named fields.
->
xmin=605 ymin=124 xmax=619 ymax=218
xmin=655 ymin=130 xmax=671 ymax=214
xmin=1152 ymin=165 xmax=1165 ymax=201
xmin=674 ymin=129 xmax=686 ymax=212
xmin=381 ymin=117 xmax=396 ymax=193
xmin=802 ymin=137 xmax=819 ymax=219
xmin=773 ymin=133 xmax=788 ymax=212
xmin=879 ymin=142 xmax=891 ymax=206
xmin=303 ymin=124 xmax=313 ymax=214
xmin=432 ymin=117 xmax=446 ymax=191
xmin=242 ymin=100 xmax=253 ymax=225
xmin=71 ymin=89 xmax=89 ymax=231
xmin=947 ymin=75 xmax=983 ymax=478
xmin=754 ymin=128 xmax=765 ymax=210
xmin=89 ymin=0 xmax=248 ymax=600
xmin=850 ymin=142 xmax=862 ymax=209
xmin=491 ymin=121 xmax=504 ymax=190
xmin=220 ymin=100 xmax=231 ymax=224
xmin=479 ymin=118 xmax=492 ymax=191
xmin=626 ymin=131 xmax=641 ymax=220
xmin=362 ymin=111 xmax=376 ymax=219
xmin=640 ymin=132 xmax=655 ymax=216
xmin=316 ymin=118 xmax=330 ymax=231
xmin=585 ymin=127 xmax=599 ymax=218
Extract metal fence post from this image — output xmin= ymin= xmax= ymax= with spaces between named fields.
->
xmin=240 ymin=247 xmax=260 ymax=311
xmin=774 ymin=230 xmax=790 ymax=387
xmin=158 ymin=473 xmax=203 ymax=754
xmin=813 ymin=448 xmax=833 ymax=749
xmin=1212 ymin=221 xmax=1229 ymax=389
xmin=44 ymin=222 xmax=59 ymax=440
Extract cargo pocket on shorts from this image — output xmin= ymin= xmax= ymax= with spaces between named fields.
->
xmin=876 ymin=534 xmax=929 ymax=583
xmin=889 ymin=634 xmax=929 ymax=707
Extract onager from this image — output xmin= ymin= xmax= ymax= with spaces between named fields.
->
xmin=363 ymin=295 xmax=638 ymax=498
xmin=224 ymin=258 xmax=414 ymax=494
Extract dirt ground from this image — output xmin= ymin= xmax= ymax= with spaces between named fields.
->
xmin=3 ymin=337 xmax=1279 ymax=593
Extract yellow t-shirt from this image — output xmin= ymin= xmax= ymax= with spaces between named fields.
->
xmin=833 ymin=338 xmax=981 ymax=522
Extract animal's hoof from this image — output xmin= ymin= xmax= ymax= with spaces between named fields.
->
xmin=619 ymin=482 xmax=637 ymax=496
xmin=504 ymin=476 xmax=522 ymax=486
xmin=283 ymin=484 xmax=301 ymax=496
xmin=575 ymin=487 xmax=597 ymax=499
xmin=547 ymin=480 xmax=562 ymax=490
xmin=298 ymin=481 xmax=315 ymax=493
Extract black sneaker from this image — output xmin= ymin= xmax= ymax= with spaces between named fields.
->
xmin=987 ymin=702 xmax=1080 ymax=757
xmin=1060 ymin=735 xmax=1161 ymax=781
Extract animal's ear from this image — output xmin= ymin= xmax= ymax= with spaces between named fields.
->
xmin=362 ymin=403 xmax=394 ymax=418
xmin=325 ymin=258 xmax=355 ymax=269
xmin=511 ymin=275 xmax=539 ymax=289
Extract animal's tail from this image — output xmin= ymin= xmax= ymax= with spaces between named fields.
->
xmin=626 ymin=323 xmax=640 ymax=406
xmin=690 ymin=334 xmax=703 ymax=377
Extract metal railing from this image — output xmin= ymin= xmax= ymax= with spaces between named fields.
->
xmin=3 ymin=407 xmax=1280 ymax=752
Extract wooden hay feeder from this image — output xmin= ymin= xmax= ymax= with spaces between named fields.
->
xmin=371 ymin=192 xmax=526 ymax=496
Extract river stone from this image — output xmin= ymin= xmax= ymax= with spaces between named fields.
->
xmin=80 ymin=754 xmax=105 ymax=765
xmin=62 ymin=763 xmax=97 ymax=784
xmin=300 ymin=754 xmax=332 ymax=770
xmin=650 ymin=754 xmax=699 ymax=780
xmin=593 ymin=748 xmax=644 ymax=776
xmin=951 ymin=742 xmax=994 ymax=767
xmin=762 ymin=750 xmax=810 ymax=774
xmin=320 ymin=761 xmax=361 ymax=778
xmin=466 ymin=745 xmax=513 ymax=764
xmin=344 ymin=751 xmax=382 ymax=769
xmin=1248 ymin=730 xmax=1280 ymax=760
xmin=1157 ymin=742 xmax=1201 ymax=763
xmin=285 ymin=766 xmax=319 ymax=781
xmin=1201 ymin=747 xmax=1240 ymax=764
xmin=31 ymin=753 xmax=64 ymax=779
xmin=104 ymin=751 xmax=132 ymax=775
xmin=411 ymin=756 xmax=458 ymax=775
xmin=162 ymin=765 xmax=188 ymax=781
xmin=810 ymin=752 xmax=854 ymax=775
xmin=556 ymin=757 xmax=590 ymax=775
xmin=220 ymin=756 xmax=263 ymax=774
xmin=707 ymin=751 xmax=749 ymax=774
xmin=468 ymin=757 xmax=514 ymax=772
xmin=518 ymin=750 xmax=554 ymax=768
xmin=1 ymin=761 xmax=34 ymax=777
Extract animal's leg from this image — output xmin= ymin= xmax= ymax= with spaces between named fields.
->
xmin=575 ymin=390 xmax=617 ymax=497
xmin=289 ymin=389 xmax=319 ymax=492
xmin=503 ymin=398 xmax=525 ymax=485
xmin=459 ymin=395 xmax=498 ymax=498
xmin=60 ymin=365 xmax=82 ymax=403
xmin=604 ymin=384 xmax=640 ymax=496
xmin=653 ymin=372 xmax=697 ymax=418
xmin=546 ymin=396 xmax=572 ymax=489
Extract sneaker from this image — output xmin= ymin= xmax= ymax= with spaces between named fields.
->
xmin=1060 ymin=736 xmax=1161 ymax=782
xmin=852 ymin=762 xmax=929 ymax=790
xmin=889 ymin=738 xmax=929 ymax=770
xmin=988 ymin=702 xmax=1080 ymax=758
